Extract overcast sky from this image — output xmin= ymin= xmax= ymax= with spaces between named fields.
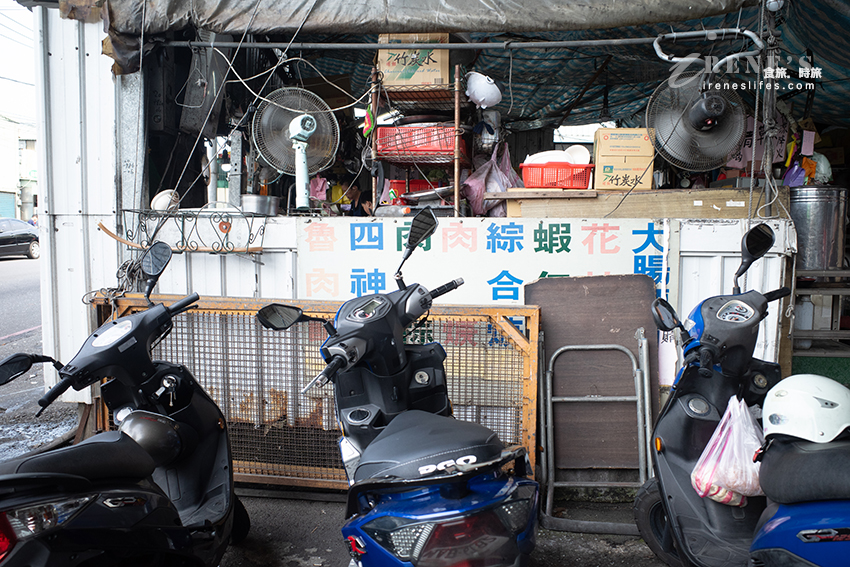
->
xmin=0 ymin=0 xmax=36 ymax=123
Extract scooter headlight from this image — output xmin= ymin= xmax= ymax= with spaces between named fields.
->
xmin=4 ymin=495 xmax=93 ymax=541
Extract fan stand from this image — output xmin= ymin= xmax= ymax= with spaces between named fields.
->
xmin=292 ymin=140 xmax=310 ymax=210
xmin=289 ymin=114 xmax=317 ymax=211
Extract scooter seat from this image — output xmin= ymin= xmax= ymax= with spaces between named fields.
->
xmin=353 ymin=410 xmax=504 ymax=482
xmin=0 ymin=431 xmax=156 ymax=481
xmin=760 ymin=436 xmax=850 ymax=504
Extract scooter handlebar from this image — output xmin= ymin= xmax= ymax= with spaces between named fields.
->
xmin=37 ymin=374 xmax=75 ymax=416
xmin=167 ymin=293 xmax=200 ymax=316
xmin=301 ymin=354 xmax=347 ymax=394
xmin=763 ymin=287 xmax=791 ymax=303
xmin=430 ymin=278 xmax=464 ymax=300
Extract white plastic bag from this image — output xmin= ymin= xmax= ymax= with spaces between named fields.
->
xmin=690 ymin=396 xmax=764 ymax=507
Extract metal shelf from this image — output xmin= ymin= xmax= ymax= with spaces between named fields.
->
xmin=375 ymin=150 xmax=470 ymax=166
xmin=371 ymin=65 xmax=468 ymax=216
xmin=378 ymin=83 xmax=473 ymax=114
xmin=797 ymin=269 xmax=850 ymax=278
xmin=793 ymin=270 xmax=850 ymax=358
xmin=792 ymin=340 xmax=850 ymax=358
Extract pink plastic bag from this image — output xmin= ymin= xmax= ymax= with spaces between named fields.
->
xmin=498 ymin=144 xmax=523 ymax=188
xmin=691 ymin=396 xmax=764 ymax=507
xmin=462 ymin=143 xmax=513 ymax=216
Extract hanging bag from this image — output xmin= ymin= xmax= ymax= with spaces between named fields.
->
xmin=690 ymin=396 xmax=765 ymax=507
xmin=462 ymin=143 xmax=512 ymax=216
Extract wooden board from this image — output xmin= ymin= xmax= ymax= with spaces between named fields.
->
xmin=526 ymin=274 xmax=658 ymax=469
xmin=485 ymin=190 xmax=597 ymax=199
xmin=506 ymin=187 xmax=791 ymax=219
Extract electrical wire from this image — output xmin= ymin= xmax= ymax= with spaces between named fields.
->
xmin=0 ymin=30 xmax=31 ymax=49
xmin=0 ymin=11 xmax=32 ymax=33
xmin=0 ymin=75 xmax=33 ymax=86
xmin=748 ymin=0 xmax=766 ymax=223
xmin=0 ymin=19 xmax=31 ymax=42
xmin=159 ymin=0 xmax=324 ymax=221
xmin=145 ymin=0 xmax=264 ymax=245
xmin=81 ymin=257 xmax=145 ymax=319
xmin=215 ymin=51 xmax=372 ymax=114
xmin=174 ymin=52 xmax=208 ymax=109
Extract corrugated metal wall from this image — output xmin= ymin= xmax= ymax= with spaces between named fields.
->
xmin=35 ymin=8 xmax=119 ymax=402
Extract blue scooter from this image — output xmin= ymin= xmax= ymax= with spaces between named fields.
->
xmin=635 ymin=223 xmax=850 ymax=566
xmin=256 ymin=207 xmax=538 ymax=567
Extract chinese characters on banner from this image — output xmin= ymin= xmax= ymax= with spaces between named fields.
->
xmin=297 ymin=218 xmax=677 ymax=305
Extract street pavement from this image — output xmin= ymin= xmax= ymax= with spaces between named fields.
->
xmin=222 ymin=491 xmax=667 ymax=567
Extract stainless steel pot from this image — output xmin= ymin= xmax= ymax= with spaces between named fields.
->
xmin=241 ymin=194 xmax=280 ymax=216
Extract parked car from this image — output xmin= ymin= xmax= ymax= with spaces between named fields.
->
xmin=0 ymin=217 xmax=40 ymax=259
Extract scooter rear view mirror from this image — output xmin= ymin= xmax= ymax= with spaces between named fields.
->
xmin=742 ymin=223 xmax=775 ymax=261
xmin=406 ymin=207 xmax=438 ymax=250
xmin=257 ymin=304 xmax=305 ymax=331
xmin=141 ymin=241 xmax=174 ymax=303
xmin=733 ymin=223 xmax=775 ymax=293
xmin=395 ymin=207 xmax=439 ymax=288
xmin=141 ymin=241 xmax=173 ymax=279
xmin=0 ymin=353 xmax=35 ymax=385
xmin=651 ymin=298 xmax=683 ymax=333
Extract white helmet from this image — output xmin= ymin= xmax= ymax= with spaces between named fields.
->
xmin=465 ymin=72 xmax=502 ymax=109
xmin=763 ymin=374 xmax=850 ymax=443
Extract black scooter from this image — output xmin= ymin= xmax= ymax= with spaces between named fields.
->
xmin=0 ymin=242 xmax=249 ymax=566
xmin=256 ymin=208 xmax=538 ymax=567
xmin=633 ymin=224 xmax=791 ymax=567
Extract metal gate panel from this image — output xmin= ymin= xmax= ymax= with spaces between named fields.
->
xmin=98 ymin=295 xmax=539 ymax=489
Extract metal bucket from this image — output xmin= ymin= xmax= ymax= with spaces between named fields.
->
xmin=789 ymin=186 xmax=847 ymax=271
xmin=241 ymin=194 xmax=280 ymax=216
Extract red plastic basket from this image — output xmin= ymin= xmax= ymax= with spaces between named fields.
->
xmin=376 ymin=125 xmax=456 ymax=153
xmin=387 ymin=179 xmax=435 ymax=196
xmin=520 ymin=162 xmax=594 ymax=189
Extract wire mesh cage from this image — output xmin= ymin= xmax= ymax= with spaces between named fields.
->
xmin=103 ymin=296 xmax=538 ymax=488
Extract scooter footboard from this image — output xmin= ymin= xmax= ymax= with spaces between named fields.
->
xmin=654 ymin=388 xmax=766 ymax=566
xmin=751 ymin=500 xmax=850 ymax=566
xmin=656 ymin=453 xmax=766 ymax=567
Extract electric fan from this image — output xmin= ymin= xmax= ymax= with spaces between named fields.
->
xmin=251 ymin=87 xmax=340 ymax=210
xmin=646 ymin=74 xmax=746 ymax=172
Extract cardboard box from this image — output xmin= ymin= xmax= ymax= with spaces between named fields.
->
xmin=377 ymin=33 xmax=450 ymax=86
xmin=593 ymin=128 xmax=655 ymax=190
xmin=594 ymin=128 xmax=654 ymax=157
xmin=594 ymin=156 xmax=653 ymax=190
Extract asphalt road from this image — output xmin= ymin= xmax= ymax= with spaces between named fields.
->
xmin=0 ymin=257 xmax=76 ymax=459
xmin=0 ymin=256 xmax=42 ymax=340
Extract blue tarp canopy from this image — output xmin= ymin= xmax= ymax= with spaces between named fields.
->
xmin=39 ymin=0 xmax=850 ymax=128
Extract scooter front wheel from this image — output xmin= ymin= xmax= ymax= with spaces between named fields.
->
xmin=634 ymin=478 xmax=686 ymax=567
xmin=231 ymin=496 xmax=251 ymax=545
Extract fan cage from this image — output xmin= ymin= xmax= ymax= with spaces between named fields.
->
xmin=646 ymin=74 xmax=746 ymax=172
xmin=251 ymin=88 xmax=340 ymax=175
